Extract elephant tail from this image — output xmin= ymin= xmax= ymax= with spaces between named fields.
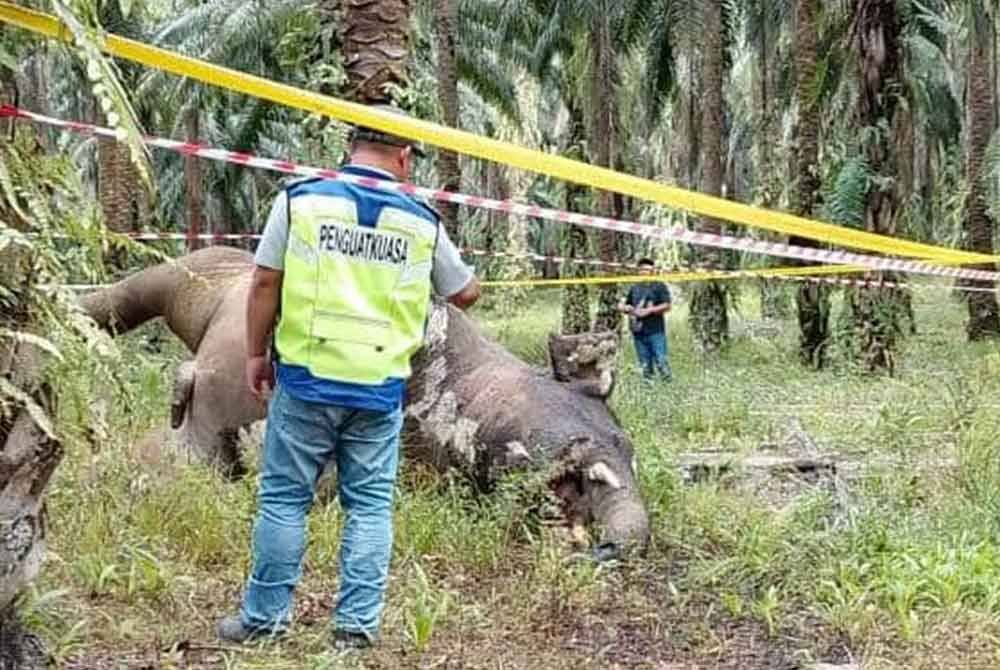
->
xmin=171 ymin=361 xmax=197 ymax=429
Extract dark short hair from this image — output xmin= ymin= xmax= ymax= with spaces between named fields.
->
xmin=637 ymin=258 xmax=656 ymax=267
xmin=349 ymin=104 xmax=427 ymax=158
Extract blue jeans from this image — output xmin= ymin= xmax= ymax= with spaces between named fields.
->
xmin=240 ymin=383 xmax=402 ymax=637
xmin=633 ymin=331 xmax=671 ymax=380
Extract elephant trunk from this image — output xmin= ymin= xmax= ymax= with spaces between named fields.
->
xmin=590 ymin=483 xmax=651 ymax=561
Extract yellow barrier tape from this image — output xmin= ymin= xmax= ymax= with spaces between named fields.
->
xmin=1 ymin=2 xmax=992 ymax=266
xmin=481 ymin=264 xmax=877 ymax=288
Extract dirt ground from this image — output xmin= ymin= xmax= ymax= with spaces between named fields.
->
xmin=60 ymin=555 xmax=857 ymax=670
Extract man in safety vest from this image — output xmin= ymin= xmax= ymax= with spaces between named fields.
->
xmin=217 ymin=104 xmax=480 ymax=649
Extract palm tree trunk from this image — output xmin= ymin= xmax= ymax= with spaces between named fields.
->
xmin=185 ymin=105 xmax=204 ymax=252
xmin=562 ymin=96 xmax=592 ymax=335
xmin=0 ymin=345 xmax=57 ymax=670
xmin=432 ymin=0 xmax=461 ymax=242
xmin=893 ymin=102 xmax=918 ymax=336
xmin=755 ymin=10 xmax=790 ymax=323
xmin=342 ymin=0 xmax=410 ymax=103
xmin=689 ymin=0 xmax=729 ymax=353
xmin=964 ymin=3 xmax=1000 ymax=339
xmin=0 ymin=142 xmax=62 ymax=670
xmin=98 ymin=136 xmax=134 ymax=235
xmin=97 ymin=120 xmax=137 ymax=271
xmin=686 ymin=56 xmax=701 ymax=189
xmin=1 ymin=60 xmax=15 ymax=136
xmin=760 ymin=279 xmax=790 ymax=319
xmin=0 ymin=66 xmax=13 ymax=104
xmin=790 ymin=0 xmax=830 ymax=367
xmin=913 ymin=128 xmax=930 ymax=238
xmin=850 ymin=0 xmax=905 ymax=373
xmin=0 ymin=335 xmax=60 ymax=670
xmin=483 ymin=159 xmax=502 ymax=260
xmin=93 ymin=82 xmax=138 ymax=239
xmin=755 ymin=1 xmax=772 ymax=189
xmin=543 ymin=224 xmax=559 ymax=279
xmin=993 ymin=7 xmax=998 ymax=133
xmin=591 ymin=11 xmax=621 ymax=334
xmin=494 ymin=130 xmax=531 ymax=304
xmin=563 ymin=189 xmax=592 ymax=334
xmin=669 ymin=54 xmax=701 ymax=189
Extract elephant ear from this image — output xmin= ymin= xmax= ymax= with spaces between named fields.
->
xmin=547 ymin=331 xmax=619 ymax=401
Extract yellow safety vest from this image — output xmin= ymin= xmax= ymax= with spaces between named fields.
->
xmin=274 ymin=178 xmax=439 ymax=385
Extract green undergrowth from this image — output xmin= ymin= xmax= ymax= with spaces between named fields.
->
xmin=22 ymin=283 xmax=1000 ymax=668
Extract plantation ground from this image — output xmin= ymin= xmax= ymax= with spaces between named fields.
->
xmin=22 ymin=283 xmax=1000 ymax=669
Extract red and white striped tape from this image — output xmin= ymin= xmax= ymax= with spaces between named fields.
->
xmin=45 ymin=240 xmax=992 ymax=295
xmin=5 ymin=104 xmax=999 ymax=284
xmin=464 ymin=248 xmax=652 ymax=272
xmin=57 ymin=234 xmax=994 ymax=287
xmin=59 ymin=232 xmax=657 ymax=275
xmin=781 ymin=275 xmax=995 ymax=293
xmin=475 ymin=250 xmax=997 ymax=291
xmin=115 ymin=232 xmax=256 ymax=242
xmin=54 ymin=270 xmax=997 ymax=293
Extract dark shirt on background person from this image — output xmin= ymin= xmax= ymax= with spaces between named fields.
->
xmin=618 ymin=258 xmax=673 ymax=381
xmin=626 ymin=281 xmax=671 ymax=337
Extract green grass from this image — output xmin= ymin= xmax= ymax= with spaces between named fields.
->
xmin=25 ymin=283 xmax=1000 ymax=668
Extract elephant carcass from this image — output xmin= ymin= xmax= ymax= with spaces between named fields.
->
xmin=81 ymin=246 xmax=264 ymax=477
xmin=80 ymin=247 xmax=650 ymax=553
xmin=406 ymin=307 xmax=649 ymax=554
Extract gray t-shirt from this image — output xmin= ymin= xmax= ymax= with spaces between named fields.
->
xmin=254 ymin=181 xmax=474 ymax=298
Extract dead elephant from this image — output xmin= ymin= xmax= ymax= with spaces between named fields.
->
xmin=81 ymin=246 xmax=651 ymax=557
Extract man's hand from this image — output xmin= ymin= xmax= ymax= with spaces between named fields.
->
xmin=246 ymin=354 xmax=274 ymax=400
xmin=449 ymin=276 xmax=481 ymax=310
xmin=618 ymin=303 xmax=634 ymax=314
xmin=633 ymin=307 xmax=648 ymax=319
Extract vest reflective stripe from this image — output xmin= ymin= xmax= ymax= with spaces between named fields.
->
xmin=275 ymin=184 xmax=438 ymax=386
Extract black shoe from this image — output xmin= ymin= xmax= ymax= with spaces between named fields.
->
xmin=217 ymin=615 xmax=285 ymax=643
xmin=332 ymin=629 xmax=374 ymax=652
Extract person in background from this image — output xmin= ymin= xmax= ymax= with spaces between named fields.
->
xmin=217 ymin=104 xmax=480 ymax=651
xmin=618 ymin=258 xmax=672 ymax=381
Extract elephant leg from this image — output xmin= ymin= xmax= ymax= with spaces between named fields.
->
xmin=213 ymin=426 xmax=247 ymax=481
xmin=173 ymin=340 xmax=269 ymax=480
xmin=179 ymin=395 xmax=248 ymax=481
